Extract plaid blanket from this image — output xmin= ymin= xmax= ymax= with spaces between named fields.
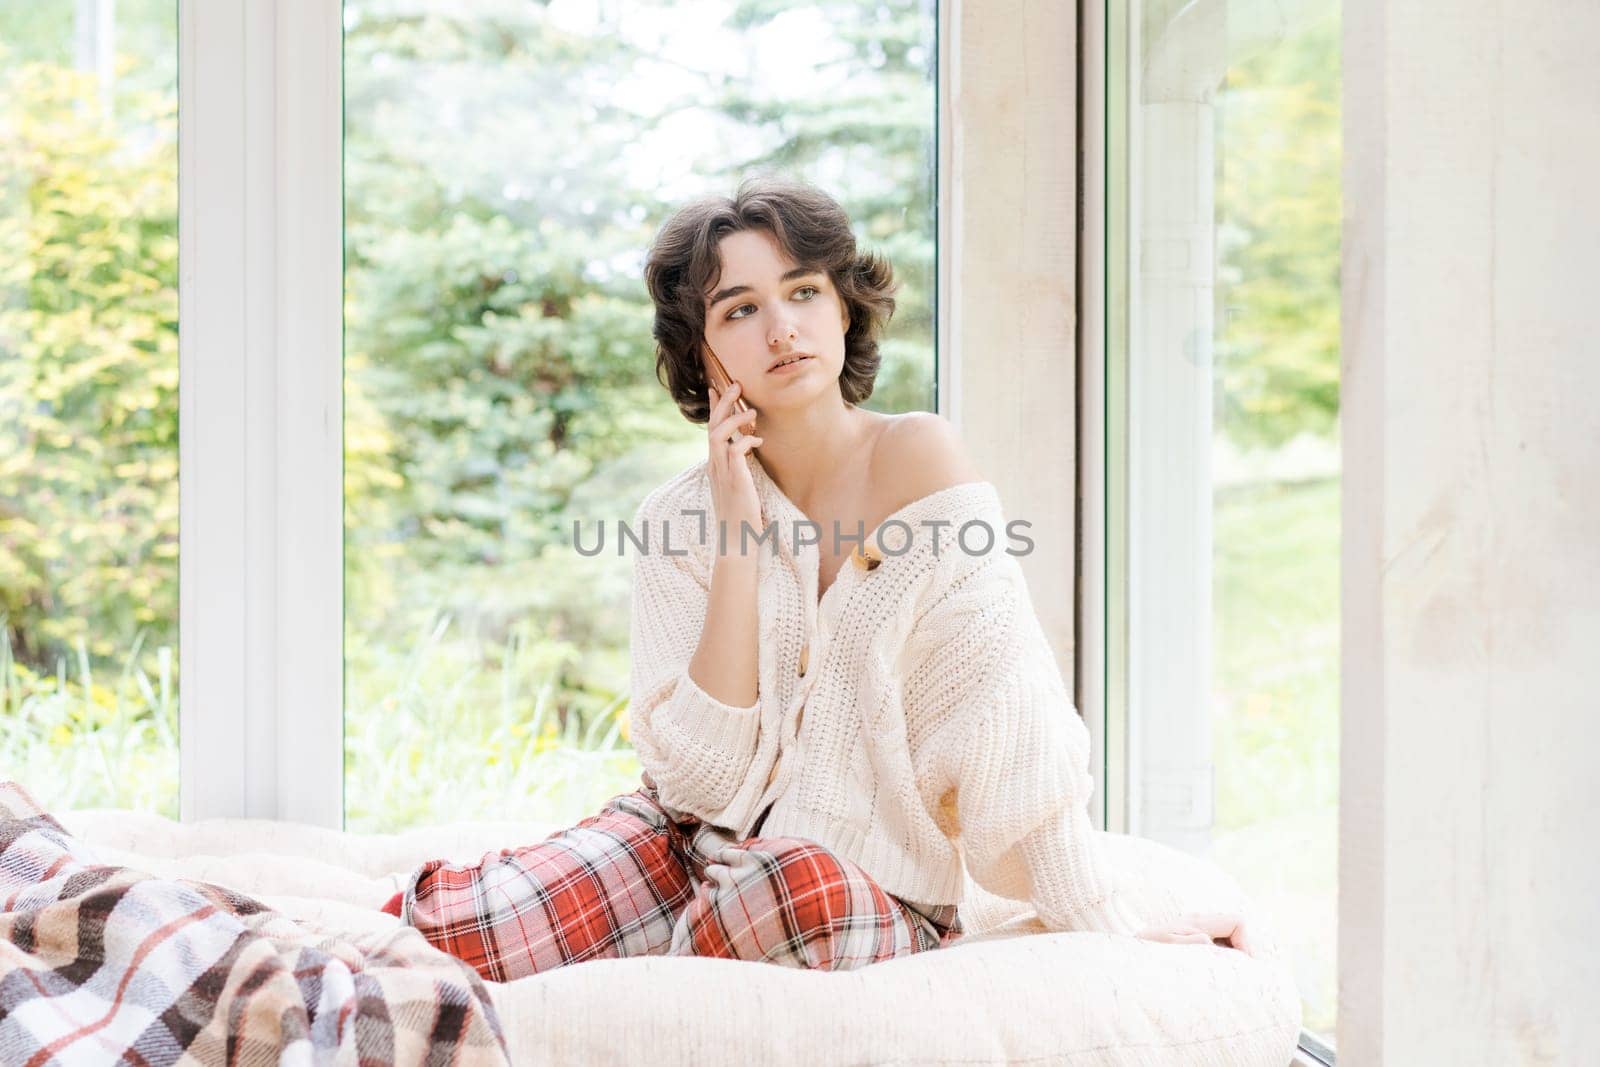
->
xmin=0 ymin=781 xmax=511 ymax=1066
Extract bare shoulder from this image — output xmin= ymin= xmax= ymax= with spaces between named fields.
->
xmin=870 ymin=412 xmax=985 ymax=506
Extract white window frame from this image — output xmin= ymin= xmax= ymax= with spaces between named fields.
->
xmin=1077 ymin=0 xmax=1120 ymax=833
xmin=1105 ymin=0 xmax=1225 ymax=856
xmin=178 ymin=0 xmax=343 ymax=825
xmin=175 ymin=0 xmax=1082 ymax=829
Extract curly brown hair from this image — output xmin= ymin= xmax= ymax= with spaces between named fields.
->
xmin=643 ymin=176 xmax=898 ymax=423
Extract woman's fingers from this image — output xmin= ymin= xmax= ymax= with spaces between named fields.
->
xmin=711 ymin=407 xmax=758 ymax=444
xmin=1137 ymin=927 xmax=1211 ymax=947
xmin=1189 ymin=912 xmax=1247 ymax=942
xmin=1135 ymin=913 xmax=1256 ymax=957
xmin=1202 ymin=914 xmax=1255 ymax=957
xmin=1135 ymin=923 xmax=1200 ymax=940
xmin=708 ymin=380 xmax=756 ymax=439
xmin=709 ymin=379 xmax=742 ymax=421
xmin=1176 ymin=913 xmax=1257 ymax=957
xmin=716 ymin=412 xmax=758 ymax=441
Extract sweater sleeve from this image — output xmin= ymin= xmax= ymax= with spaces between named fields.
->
xmin=626 ymin=501 xmax=763 ymax=826
xmin=918 ymin=556 xmax=1143 ymax=936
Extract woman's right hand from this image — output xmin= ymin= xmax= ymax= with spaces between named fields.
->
xmin=706 ymin=380 xmax=763 ymax=549
xmin=1135 ymin=912 xmax=1256 ymax=958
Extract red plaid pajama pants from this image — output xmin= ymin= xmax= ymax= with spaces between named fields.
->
xmin=387 ymin=779 xmax=963 ymax=982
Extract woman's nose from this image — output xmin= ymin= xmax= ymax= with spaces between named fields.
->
xmin=768 ymin=317 xmax=798 ymax=346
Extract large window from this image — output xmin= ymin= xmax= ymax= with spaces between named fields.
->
xmin=1105 ymin=0 xmax=1341 ymax=1050
xmin=341 ymin=0 xmax=940 ymax=831
xmin=0 ymin=3 xmax=180 ymax=815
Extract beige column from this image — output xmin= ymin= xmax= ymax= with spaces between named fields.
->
xmin=1341 ymin=0 xmax=1600 ymax=1059
xmin=942 ymin=0 xmax=1078 ymax=690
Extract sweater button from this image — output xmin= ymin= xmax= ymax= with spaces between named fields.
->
xmin=797 ymin=644 xmax=809 ymax=675
xmin=851 ymin=543 xmax=883 ymax=571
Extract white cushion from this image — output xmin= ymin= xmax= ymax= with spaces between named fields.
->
xmin=58 ymin=810 xmax=1302 ymax=1066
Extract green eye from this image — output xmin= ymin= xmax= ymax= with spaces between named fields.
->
xmin=727 ymin=285 xmax=819 ymax=320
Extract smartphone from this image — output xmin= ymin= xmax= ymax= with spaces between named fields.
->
xmin=702 ymin=340 xmax=755 ymax=434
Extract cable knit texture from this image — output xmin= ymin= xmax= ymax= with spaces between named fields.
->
xmin=627 ymin=454 xmax=1142 ymax=936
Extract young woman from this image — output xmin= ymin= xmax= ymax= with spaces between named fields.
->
xmin=384 ymin=178 xmax=1253 ymax=981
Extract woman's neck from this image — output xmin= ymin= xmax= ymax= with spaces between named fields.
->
xmin=752 ymin=396 xmax=877 ymax=507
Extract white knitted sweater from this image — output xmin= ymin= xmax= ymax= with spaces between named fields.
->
xmin=626 ymin=454 xmax=1142 ymax=935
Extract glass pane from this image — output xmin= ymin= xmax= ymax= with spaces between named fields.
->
xmin=0 ymin=1 xmax=181 ymax=815
xmin=342 ymin=0 xmax=939 ymax=832
xmin=1113 ymin=0 xmax=1340 ymax=1045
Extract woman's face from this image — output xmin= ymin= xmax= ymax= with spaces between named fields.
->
xmin=701 ymin=228 xmax=849 ymax=412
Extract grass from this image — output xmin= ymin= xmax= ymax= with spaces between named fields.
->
xmin=1 ymin=620 xmax=179 ymax=816
xmin=0 ymin=609 xmax=644 ymax=831
xmin=342 ymin=612 xmax=644 ymax=834
xmin=1211 ymin=474 xmax=1339 ymax=1039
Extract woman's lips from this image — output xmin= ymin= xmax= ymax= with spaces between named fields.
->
xmin=768 ymin=355 xmax=814 ymax=373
